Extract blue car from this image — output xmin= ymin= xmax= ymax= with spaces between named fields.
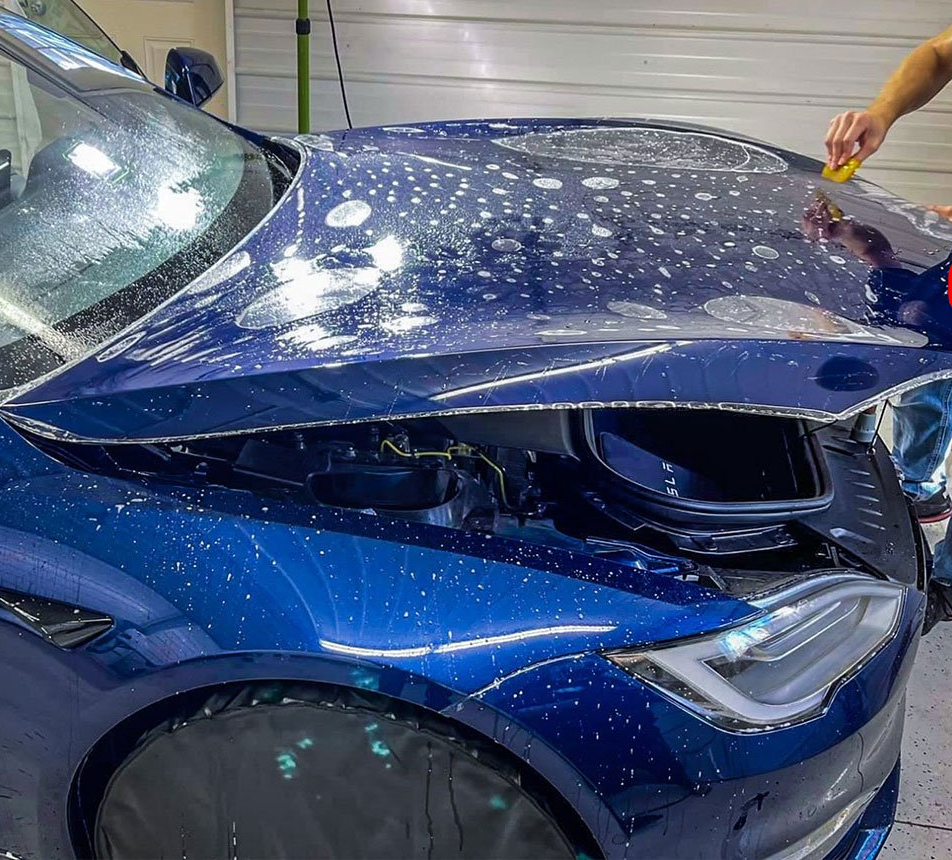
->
xmin=1 ymin=11 xmax=949 ymax=860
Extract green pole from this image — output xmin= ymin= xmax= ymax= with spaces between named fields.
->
xmin=296 ymin=0 xmax=310 ymax=134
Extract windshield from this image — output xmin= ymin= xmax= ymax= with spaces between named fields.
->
xmin=4 ymin=0 xmax=121 ymax=64
xmin=0 ymin=43 xmax=289 ymax=390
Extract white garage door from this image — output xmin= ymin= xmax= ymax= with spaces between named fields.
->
xmin=232 ymin=0 xmax=952 ymax=203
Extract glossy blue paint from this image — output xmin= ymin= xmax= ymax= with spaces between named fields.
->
xmin=0 ymin=424 xmax=755 ymax=692
xmin=7 ymin=117 xmax=952 ymax=440
xmin=164 ymin=46 xmax=223 ymax=108
xmin=0 ymin=405 xmax=919 ymax=858
xmin=459 ymin=634 xmax=916 ymax=856
xmin=0 ymin=12 xmax=932 ymax=860
xmin=0 ymin=415 xmax=762 ymax=858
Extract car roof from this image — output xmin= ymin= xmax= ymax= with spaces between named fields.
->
xmin=0 ymin=9 xmax=145 ymax=95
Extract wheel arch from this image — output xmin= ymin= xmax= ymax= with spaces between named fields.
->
xmin=68 ymin=672 xmax=603 ymax=859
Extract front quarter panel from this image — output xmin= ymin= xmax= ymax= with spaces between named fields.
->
xmin=0 ymin=420 xmax=757 ymax=857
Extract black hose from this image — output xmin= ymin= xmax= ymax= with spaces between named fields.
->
xmin=325 ymin=0 xmax=353 ymax=129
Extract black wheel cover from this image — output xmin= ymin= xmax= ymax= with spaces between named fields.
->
xmin=95 ymin=695 xmax=576 ymax=860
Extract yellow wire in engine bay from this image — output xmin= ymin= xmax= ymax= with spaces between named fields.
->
xmin=379 ymin=438 xmax=510 ymax=506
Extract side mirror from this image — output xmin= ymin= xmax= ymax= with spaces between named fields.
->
xmin=165 ymin=47 xmax=223 ymax=108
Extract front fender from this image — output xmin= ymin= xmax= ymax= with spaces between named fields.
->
xmin=0 ymin=633 xmax=467 ymax=860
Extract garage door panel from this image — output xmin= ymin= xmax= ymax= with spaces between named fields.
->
xmin=233 ymin=0 xmax=952 ymax=203
xmin=235 ymin=14 xmax=338 ymax=77
xmin=237 ymin=7 xmax=952 ymax=107
xmin=236 ymin=74 xmax=346 ymax=131
xmin=234 ymin=8 xmax=347 ymax=129
xmin=861 ymin=167 xmax=952 ymax=202
xmin=329 ymin=18 xmax=907 ymax=99
xmin=326 ymin=1 xmax=950 ymax=41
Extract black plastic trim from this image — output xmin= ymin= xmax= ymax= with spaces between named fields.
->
xmin=580 ymin=410 xmax=834 ymax=528
xmin=0 ymin=587 xmax=113 ymax=648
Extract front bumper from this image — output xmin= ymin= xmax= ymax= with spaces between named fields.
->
xmin=825 ymin=760 xmax=899 ymax=860
xmin=625 ymin=683 xmax=906 ymax=859
xmin=465 ymin=584 xmax=923 ymax=860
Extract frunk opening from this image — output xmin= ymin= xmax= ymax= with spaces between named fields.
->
xmin=582 ymin=408 xmax=834 ymax=527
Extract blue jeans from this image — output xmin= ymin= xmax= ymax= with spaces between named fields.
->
xmin=893 ymin=380 xmax=952 ymax=585
xmin=892 ymin=379 xmax=952 ymax=501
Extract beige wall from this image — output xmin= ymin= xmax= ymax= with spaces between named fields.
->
xmin=80 ymin=0 xmax=229 ymax=118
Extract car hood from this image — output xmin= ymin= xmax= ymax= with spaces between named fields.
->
xmin=6 ymin=118 xmax=952 ymax=443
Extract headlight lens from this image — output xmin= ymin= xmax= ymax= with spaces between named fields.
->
xmin=606 ymin=575 xmax=905 ymax=732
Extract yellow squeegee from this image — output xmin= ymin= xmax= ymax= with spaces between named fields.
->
xmin=822 ymin=157 xmax=862 ymax=183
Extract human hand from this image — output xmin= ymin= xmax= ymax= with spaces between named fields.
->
xmin=801 ymin=195 xmax=839 ymax=241
xmin=927 ymin=204 xmax=952 ymax=222
xmin=801 ymin=196 xmax=896 ymax=267
xmin=825 ymin=109 xmax=890 ymax=169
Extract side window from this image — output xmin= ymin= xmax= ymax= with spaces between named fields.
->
xmin=0 ymin=48 xmax=40 ymax=205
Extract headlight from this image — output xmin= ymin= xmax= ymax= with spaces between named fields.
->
xmin=606 ymin=575 xmax=905 ymax=732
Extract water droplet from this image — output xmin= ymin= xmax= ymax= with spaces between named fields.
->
xmin=608 ymin=301 xmax=667 ymax=319
xmin=383 ymin=315 xmax=438 ymax=333
xmin=582 ymin=176 xmax=620 ymax=190
xmin=325 ymin=199 xmax=372 ymax=228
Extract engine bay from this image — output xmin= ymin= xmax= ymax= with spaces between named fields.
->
xmin=28 ymin=407 xmax=925 ymax=598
